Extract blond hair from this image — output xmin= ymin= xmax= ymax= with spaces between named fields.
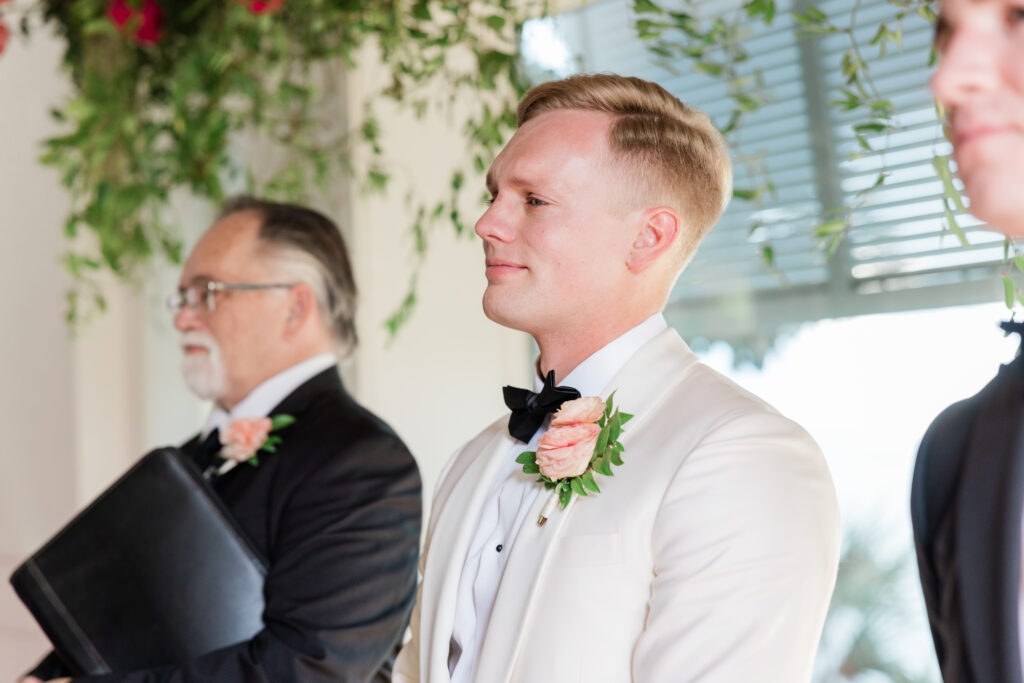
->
xmin=518 ymin=73 xmax=732 ymax=269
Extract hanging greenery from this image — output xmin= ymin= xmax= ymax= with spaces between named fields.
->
xmin=631 ymin=0 xmax=936 ymax=258
xmin=0 ymin=0 xmax=533 ymax=327
xmin=3 ymin=0 xmax=1016 ymax=330
xmin=631 ymin=0 xmax=1024 ymax=308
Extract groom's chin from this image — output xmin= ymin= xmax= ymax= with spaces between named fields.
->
xmin=481 ymin=292 xmax=532 ymax=334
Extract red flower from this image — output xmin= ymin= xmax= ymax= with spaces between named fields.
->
xmin=135 ymin=0 xmax=163 ymax=43
xmin=108 ymin=0 xmax=133 ymax=28
xmin=248 ymin=0 xmax=284 ymax=14
xmin=108 ymin=0 xmax=163 ymax=45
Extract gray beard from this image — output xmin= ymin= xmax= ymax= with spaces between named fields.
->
xmin=180 ymin=333 xmax=226 ymax=401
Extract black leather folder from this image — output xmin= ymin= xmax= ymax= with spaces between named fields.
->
xmin=9 ymin=447 xmax=267 ymax=675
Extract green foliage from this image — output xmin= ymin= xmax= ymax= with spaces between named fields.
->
xmin=269 ymin=413 xmax=295 ymax=431
xmin=13 ymin=0 xmax=537 ymax=329
xmin=384 ymin=274 xmax=418 ymax=341
xmin=632 ymin=0 xmax=780 ymax=265
xmin=259 ymin=412 xmax=295 ymax=455
xmin=630 ymin=0 xmax=974 ymax=296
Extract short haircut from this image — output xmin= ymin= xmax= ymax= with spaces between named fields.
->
xmin=517 ymin=73 xmax=733 ymax=269
xmin=219 ymin=196 xmax=358 ymax=353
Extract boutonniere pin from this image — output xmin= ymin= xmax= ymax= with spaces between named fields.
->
xmin=515 ymin=392 xmax=632 ymax=526
xmin=216 ymin=414 xmax=295 ymax=476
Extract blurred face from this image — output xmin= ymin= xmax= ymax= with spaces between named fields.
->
xmin=173 ymin=211 xmax=292 ymax=408
xmin=475 ymin=109 xmax=642 ymax=338
xmin=931 ymin=0 xmax=1024 ymax=235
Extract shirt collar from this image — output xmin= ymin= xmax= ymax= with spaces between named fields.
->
xmin=202 ymin=352 xmax=337 ymax=438
xmin=533 ymin=313 xmax=668 ymax=398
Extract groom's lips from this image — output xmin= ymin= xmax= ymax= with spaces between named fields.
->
xmin=182 ymin=344 xmax=210 ymax=355
xmin=485 ymin=258 xmax=527 ymax=278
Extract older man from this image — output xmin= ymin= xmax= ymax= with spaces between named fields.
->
xmin=911 ymin=2 xmax=1024 ymax=682
xmin=395 ymin=73 xmax=840 ymax=683
xmin=26 ymin=197 xmax=421 ymax=682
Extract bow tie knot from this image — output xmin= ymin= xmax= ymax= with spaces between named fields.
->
xmin=502 ymin=370 xmax=581 ymax=443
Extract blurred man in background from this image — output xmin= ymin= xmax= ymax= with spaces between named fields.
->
xmin=26 ymin=197 xmax=421 ymax=682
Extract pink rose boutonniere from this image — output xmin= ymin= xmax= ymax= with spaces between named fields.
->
xmin=516 ymin=392 xmax=633 ymax=525
xmin=216 ymin=414 xmax=296 ymax=476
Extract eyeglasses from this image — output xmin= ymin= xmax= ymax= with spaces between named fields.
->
xmin=166 ymin=281 xmax=297 ymax=313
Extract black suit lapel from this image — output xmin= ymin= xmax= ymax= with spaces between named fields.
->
xmin=957 ymin=354 xmax=1024 ymax=683
xmin=266 ymin=366 xmax=345 ymax=419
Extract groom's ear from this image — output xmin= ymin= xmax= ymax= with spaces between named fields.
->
xmin=626 ymin=207 xmax=681 ymax=273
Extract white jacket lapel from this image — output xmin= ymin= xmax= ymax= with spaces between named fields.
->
xmin=601 ymin=328 xmax=696 ymax=427
xmin=420 ymin=427 xmax=516 ymax=682
xmin=474 ymin=491 xmax=579 ymax=683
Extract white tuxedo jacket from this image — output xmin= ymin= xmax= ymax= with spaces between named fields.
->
xmin=396 ymin=329 xmax=840 ymax=683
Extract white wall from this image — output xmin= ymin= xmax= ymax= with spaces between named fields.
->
xmin=0 ymin=16 xmax=529 ymax=679
xmin=0 ymin=20 xmax=77 ymax=674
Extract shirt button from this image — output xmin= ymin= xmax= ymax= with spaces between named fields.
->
xmin=496 ymin=544 xmax=503 ymax=552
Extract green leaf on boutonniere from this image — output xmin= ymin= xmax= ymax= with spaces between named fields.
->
xmin=271 ymin=414 xmax=296 ymax=430
xmin=246 ymin=455 xmax=260 ymax=467
xmin=515 ymin=451 xmax=537 ymax=466
xmin=581 ymin=470 xmax=600 ymax=494
xmin=610 ymin=443 xmax=625 ymax=467
xmin=604 ymin=391 xmax=617 ymax=419
xmin=260 ymin=434 xmax=283 ymax=454
xmin=570 ymin=477 xmax=587 ymax=497
xmin=619 ymin=412 xmax=634 ymax=425
xmin=609 ymin=410 xmax=623 ymax=439
xmin=558 ymin=481 xmax=572 ymax=508
xmin=595 ymin=422 xmax=611 ymax=455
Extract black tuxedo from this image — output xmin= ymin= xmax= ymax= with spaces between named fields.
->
xmin=912 ymin=352 xmax=1024 ymax=683
xmin=30 ymin=366 xmax=422 ymax=682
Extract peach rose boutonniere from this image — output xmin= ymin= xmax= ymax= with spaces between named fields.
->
xmin=515 ymin=392 xmax=633 ymax=525
xmin=215 ymin=414 xmax=296 ymax=476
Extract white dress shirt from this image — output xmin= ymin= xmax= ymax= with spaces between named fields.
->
xmin=201 ymin=353 xmax=337 ymax=439
xmin=448 ymin=314 xmax=668 ymax=683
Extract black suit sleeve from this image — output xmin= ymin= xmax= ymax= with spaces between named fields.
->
xmin=58 ymin=430 xmax=421 ymax=683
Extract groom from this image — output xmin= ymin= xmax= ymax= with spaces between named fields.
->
xmin=395 ymin=74 xmax=840 ymax=683
xmin=25 ymin=197 xmax=421 ymax=682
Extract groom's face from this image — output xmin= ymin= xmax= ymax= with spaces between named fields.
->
xmin=475 ymin=108 xmax=641 ymax=338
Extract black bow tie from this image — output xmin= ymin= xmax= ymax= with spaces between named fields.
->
xmin=502 ymin=370 xmax=581 ymax=443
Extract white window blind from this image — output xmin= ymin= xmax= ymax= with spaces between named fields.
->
xmin=522 ymin=0 xmax=1004 ymax=357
